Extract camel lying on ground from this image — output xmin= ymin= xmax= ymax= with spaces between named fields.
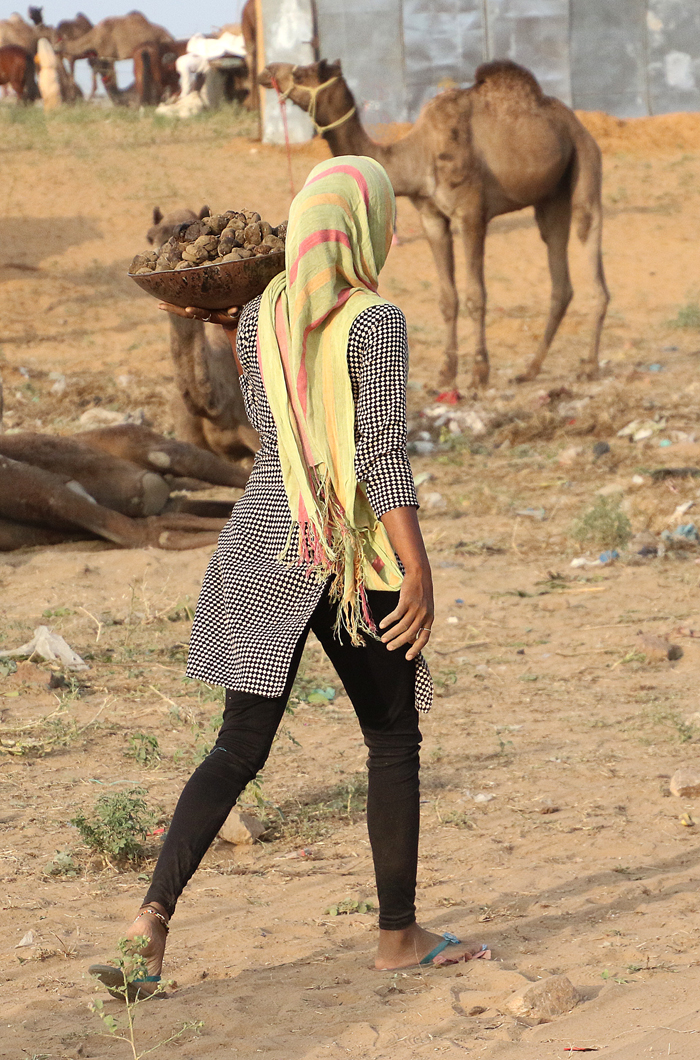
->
xmin=260 ymin=58 xmax=609 ymax=389
xmin=146 ymin=210 xmax=260 ymax=459
xmin=0 ymin=423 xmax=246 ymax=552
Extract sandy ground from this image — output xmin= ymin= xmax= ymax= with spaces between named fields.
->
xmin=1 ymin=105 xmax=700 ymax=1059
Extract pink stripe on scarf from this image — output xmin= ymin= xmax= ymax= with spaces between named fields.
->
xmin=289 ymin=229 xmax=351 ymax=285
xmin=305 ymin=165 xmax=370 ymax=209
xmin=275 ymin=297 xmax=315 ymax=464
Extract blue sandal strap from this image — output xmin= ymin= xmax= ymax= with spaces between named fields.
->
xmin=135 ymin=975 xmax=161 ymax=983
xmin=419 ymin=931 xmax=461 ymax=965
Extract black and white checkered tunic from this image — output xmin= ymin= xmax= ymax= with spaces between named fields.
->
xmin=186 ymin=295 xmax=433 ymax=712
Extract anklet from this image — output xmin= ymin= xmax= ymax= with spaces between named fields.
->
xmin=136 ymin=906 xmax=169 ymax=934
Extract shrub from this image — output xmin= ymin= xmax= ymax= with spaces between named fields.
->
xmin=71 ymin=787 xmax=156 ymax=864
xmin=571 ymin=496 xmax=632 ymax=551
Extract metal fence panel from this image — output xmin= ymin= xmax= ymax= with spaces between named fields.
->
xmin=485 ymin=0 xmax=571 ymax=103
xmin=315 ymin=0 xmax=407 ymax=124
xmin=570 ymin=0 xmax=648 ymax=116
xmin=647 ymin=0 xmax=700 ymax=114
xmin=402 ymin=0 xmax=485 ymax=119
xmin=260 ymin=0 xmax=315 ymax=143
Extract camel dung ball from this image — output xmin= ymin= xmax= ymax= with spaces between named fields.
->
xmin=254 ymin=243 xmax=273 ymax=256
xmin=243 ymin=223 xmax=262 ymax=246
xmin=130 ymin=252 xmax=156 ymax=272
xmin=203 ymin=214 xmax=228 ymax=234
xmin=181 ymin=244 xmax=209 ymax=265
xmin=174 ymin=260 xmax=192 ymax=270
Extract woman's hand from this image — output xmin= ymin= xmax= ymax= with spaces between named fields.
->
xmin=377 ymin=506 xmax=434 ymax=660
xmin=379 ymin=564 xmax=434 ymax=660
xmin=157 ymin=302 xmax=241 ymax=330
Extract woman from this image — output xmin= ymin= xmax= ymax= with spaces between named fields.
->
xmin=92 ymin=156 xmax=477 ymax=1000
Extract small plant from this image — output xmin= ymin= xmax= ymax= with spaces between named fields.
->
xmin=571 ymin=496 xmax=632 ymax=551
xmin=90 ymin=936 xmax=202 ymax=1059
xmin=71 ymin=788 xmax=157 ymax=865
xmin=646 ymin=707 xmax=697 ymax=743
xmin=326 ymin=898 xmax=374 ymax=916
xmin=669 ymin=300 xmax=700 ymax=329
xmin=44 ymin=850 xmax=79 ymax=877
xmin=125 ymin=732 xmax=161 ymax=767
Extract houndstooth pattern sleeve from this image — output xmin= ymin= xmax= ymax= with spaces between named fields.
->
xmin=348 ymin=303 xmax=419 ymax=518
xmin=187 ymin=296 xmax=431 ymax=713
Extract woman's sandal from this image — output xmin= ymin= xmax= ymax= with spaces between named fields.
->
xmin=420 ymin=932 xmax=491 ymax=967
xmin=89 ymin=906 xmax=169 ymax=1002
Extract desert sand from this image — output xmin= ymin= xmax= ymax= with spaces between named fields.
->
xmin=1 ymin=104 xmax=700 ymax=1059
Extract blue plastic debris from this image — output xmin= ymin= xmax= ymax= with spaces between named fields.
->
xmin=599 ymin=550 xmax=620 ymax=564
xmin=661 ymin=523 xmax=700 ymax=546
xmin=659 ymin=439 xmax=672 ymax=447
xmin=648 ymin=364 xmax=663 ymax=372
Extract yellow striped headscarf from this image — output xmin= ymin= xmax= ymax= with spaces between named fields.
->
xmin=257 ymin=155 xmax=403 ymax=643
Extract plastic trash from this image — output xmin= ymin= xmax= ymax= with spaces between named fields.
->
xmin=515 ymin=508 xmax=546 ymax=521
xmin=661 ymin=523 xmax=700 ymax=546
xmin=0 ymin=626 xmax=88 ymax=671
xmin=599 ymin=550 xmax=619 ymax=565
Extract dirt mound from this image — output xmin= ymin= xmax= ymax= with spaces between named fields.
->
xmin=578 ymin=109 xmax=700 ymax=156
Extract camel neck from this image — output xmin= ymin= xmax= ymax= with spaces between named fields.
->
xmin=323 ymin=115 xmax=419 ymax=197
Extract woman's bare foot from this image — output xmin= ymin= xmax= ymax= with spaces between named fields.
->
xmin=123 ymin=903 xmax=169 ymax=994
xmin=375 ymin=923 xmax=480 ymax=970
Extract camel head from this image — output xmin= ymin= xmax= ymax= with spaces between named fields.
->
xmin=28 ymin=6 xmax=43 ymax=27
xmin=147 ymin=205 xmax=210 ymax=248
xmin=258 ymin=58 xmax=343 ymax=110
xmin=259 ymin=59 xmax=359 ymax=135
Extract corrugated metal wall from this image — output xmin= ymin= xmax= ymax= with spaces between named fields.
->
xmin=312 ymin=0 xmax=700 ymax=121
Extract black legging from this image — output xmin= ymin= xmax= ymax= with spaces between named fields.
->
xmin=144 ymin=588 xmax=422 ymax=931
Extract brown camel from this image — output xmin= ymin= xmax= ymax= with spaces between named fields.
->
xmin=59 ymin=12 xmax=173 ymax=65
xmin=55 ymin=12 xmax=93 ymax=88
xmin=146 ymin=213 xmax=259 ymax=459
xmin=0 ymin=425 xmax=247 ymax=552
xmin=167 ymin=312 xmax=259 ymax=460
xmin=260 ymin=59 xmax=609 ymax=388
xmin=0 ymin=13 xmax=41 ymax=52
xmin=134 ymin=40 xmax=187 ymax=105
xmin=147 ymin=205 xmax=209 ymax=247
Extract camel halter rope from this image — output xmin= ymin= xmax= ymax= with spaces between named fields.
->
xmin=274 ymin=70 xmax=357 ymax=135
xmin=271 ymin=74 xmax=296 ymax=198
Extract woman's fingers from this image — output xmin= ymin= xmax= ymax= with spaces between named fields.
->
xmin=157 ymin=303 xmax=241 ymax=329
xmin=405 ymin=627 xmax=431 ymax=661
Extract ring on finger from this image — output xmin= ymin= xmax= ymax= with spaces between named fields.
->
xmin=202 ymin=312 xmax=212 ymax=322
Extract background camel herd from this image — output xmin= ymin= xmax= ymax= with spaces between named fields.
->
xmin=1 ymin=13 xmax=613 ymax=554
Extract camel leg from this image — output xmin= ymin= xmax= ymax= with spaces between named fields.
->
xmin=415 ymin=199 xmax=458 ymax=388
xmin=578 ymin=205 xmax=609 ymax=380
xmin=516 ymin=193 xmax=573 ymax=384
xmin=459 ymin=214 xmax=489 ymax=388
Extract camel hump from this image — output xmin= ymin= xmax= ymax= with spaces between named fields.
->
xmin=473 ymin=59 xmax=543 ymax=101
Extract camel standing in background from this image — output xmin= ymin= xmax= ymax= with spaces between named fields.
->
xmin=261 ymin=59 xmax=609 ymax=388
xmin=58 ymin=12 xmax=172 ymax=70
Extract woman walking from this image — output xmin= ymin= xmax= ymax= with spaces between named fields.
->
xmin=92 ymin=156 xmax=477 ymax=999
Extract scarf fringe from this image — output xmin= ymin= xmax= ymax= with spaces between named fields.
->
xmin=276 ymin=475 xmax=377 ymax=646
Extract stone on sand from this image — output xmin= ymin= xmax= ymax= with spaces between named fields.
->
xmin=503 ymin=974 xmax=580 ymax=1023
xmin=219 ymin=810 xmax=265 ymax=845
xmin=670 ymin=766 xmax=700 ymax=798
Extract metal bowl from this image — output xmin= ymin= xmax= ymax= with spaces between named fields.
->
xmin=128 ymin=251 xmax=286 ymax=310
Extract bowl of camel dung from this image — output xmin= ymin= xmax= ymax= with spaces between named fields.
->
xmin=128 ymin=209 xmax=287 ymax=310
